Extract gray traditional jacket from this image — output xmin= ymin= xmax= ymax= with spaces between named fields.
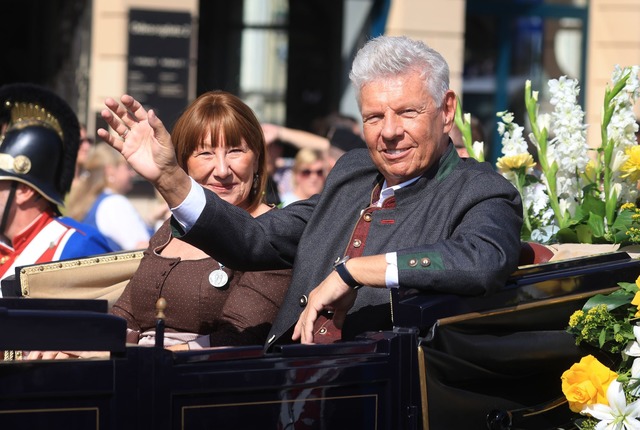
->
xmin=178 ymin=144 xmax=523 ymax=348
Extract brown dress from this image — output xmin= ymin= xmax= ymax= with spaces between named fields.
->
xmin=111 ymin=221 xmax=291 ymax=346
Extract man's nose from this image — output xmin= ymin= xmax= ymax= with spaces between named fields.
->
xmin=381 ymin=114 xmax=402 ymax=140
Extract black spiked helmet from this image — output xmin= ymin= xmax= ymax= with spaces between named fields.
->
xmin=0 ymin=83 xmax=79 ymax=206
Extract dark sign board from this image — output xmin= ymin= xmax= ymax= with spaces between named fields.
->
xmin=127 ymin=9 xmax=191 ymax=131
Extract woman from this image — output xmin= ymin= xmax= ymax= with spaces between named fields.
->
xmin=110 ymin=91 xmax=291 ymax=350
xmin=28 ymin=91 xmax=291 ymax=359
xmin=279 ymin=148 xmax=326 ymax=207
xmin=66 ymin=142 xmax=151 ymax=250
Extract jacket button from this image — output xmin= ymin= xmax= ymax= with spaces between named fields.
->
xmin=353 ymin=239 xmax=362 ymax=248
xmin=421 ymin=258 xmax=431 ymax=267
xmin=408 ymin=258 xmax=418 ymax=267
xmin=363 ymin=213 xmax=372 ymax=222
xmin=299 ymin=295 xmax=308 ymax=307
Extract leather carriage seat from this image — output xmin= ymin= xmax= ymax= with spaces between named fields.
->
xmin=518 ymin=241 xmax=555 ymax=266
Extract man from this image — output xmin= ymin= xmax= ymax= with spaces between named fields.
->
xmin=0 ymin=83 xmax=113 ymax=288
xmin=99 ymin=35 xmax=523 ymax=347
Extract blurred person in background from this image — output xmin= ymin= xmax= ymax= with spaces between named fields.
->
xmin=280 ymin=148 xmax=326 ymax=207
xmin=66 ymin=142 xmax=151 ymax=250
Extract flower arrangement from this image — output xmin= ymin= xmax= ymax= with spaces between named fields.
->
xmin=457 ymin=66 xmax=640 ymax=244
xmin=562 ymin=276 xmax=640 ymax=428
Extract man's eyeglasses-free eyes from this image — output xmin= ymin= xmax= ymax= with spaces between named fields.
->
xmin=299 ymin=169 xmax=324 ymax=178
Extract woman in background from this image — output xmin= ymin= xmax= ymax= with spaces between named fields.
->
xmin=66 ymin=142 xmax=151 ymax=250
xmin=279 ymin=148 xmax=326 ymax=207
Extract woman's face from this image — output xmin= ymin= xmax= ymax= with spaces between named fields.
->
xmin=186 ymin=132 xmax=259 ymax=210
xmin=295 ymin=159 xmax=325 ymax=199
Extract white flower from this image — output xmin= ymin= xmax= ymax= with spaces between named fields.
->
xmin=546 ymin=75 xmax=589 ymax=205
xmin=497 ymin=111 xmax=529 ymax=156
xmin=623 ymin=326 xmax=640 ymax=359
xmin=612 ymin=150 xmax=630 ymax=173
xmin=472 ymin=141 xmax=484 ymax=160
xmin=531 ymin=225 xmax=559 ymax=243
xmin=583 ymin=380 xmax=640 ymax=429
xmin=630 ymin=358 xmax=640 ymax=397
xmin=537 ymin=113 xmax=551 ymax=133
xmin=524 ymin=183 xmax=549 ymax=216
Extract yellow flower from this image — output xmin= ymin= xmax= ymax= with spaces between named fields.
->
xmin=561 ymin=355 xmax=618 ymax=413
xmin=622 ymin=202 xmax=637 ymax=211
xmin=569 ymin=310 xmax=584 ymax=327
xmin=633 ymin=277 xmax=640 ymax=317
xmin=584 ymin=159 xmax=597 ymax=183
xmin=496 ymin=153 xmax=536 ymax=174
xmin=633 ymin=293 xmax=640 ymax=317
xmin=620 ymin=145 xmax=640 ymax=182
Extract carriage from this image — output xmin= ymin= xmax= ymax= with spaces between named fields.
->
xmin=1 ymin=246 xmax=638 ymax=429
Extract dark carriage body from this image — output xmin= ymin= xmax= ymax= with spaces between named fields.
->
xmin=1 ymin=251 xmax=639 ymax=429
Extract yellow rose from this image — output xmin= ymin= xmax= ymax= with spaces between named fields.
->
xmin=561 ymin=355 xmax=618 ymax=413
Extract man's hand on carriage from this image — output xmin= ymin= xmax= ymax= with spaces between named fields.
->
xmin=292 ymin=270 xmax=358 ymax=344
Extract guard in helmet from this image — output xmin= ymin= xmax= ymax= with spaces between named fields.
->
xmin=0 ymin=83 xmax=113 ymax=286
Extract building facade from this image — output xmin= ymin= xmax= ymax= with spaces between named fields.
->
xmin=1 ymin=0 xmax=639 ymax=159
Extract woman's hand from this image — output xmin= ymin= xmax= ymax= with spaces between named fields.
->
xmin=97 ymin=95 xmax=192 ymax=208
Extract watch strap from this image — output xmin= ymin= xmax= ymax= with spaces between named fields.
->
xmin=334 ymin=258 xmax=362 ymax=290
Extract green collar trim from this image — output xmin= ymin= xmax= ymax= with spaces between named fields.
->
xmin=435 ymin=146 xmax=460 ymax=182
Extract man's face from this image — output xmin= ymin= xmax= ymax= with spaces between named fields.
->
xmin=360 ymin=71 xmax=455 ymax=186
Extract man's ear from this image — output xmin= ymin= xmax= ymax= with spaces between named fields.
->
xmin=14 ymin=183 xmax=39 ymax=205
xmin=441 ymin=90 xmax=456 ymax=134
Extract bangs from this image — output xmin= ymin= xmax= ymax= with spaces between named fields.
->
xmin=189 ymin=100 xmax=246 ymax=150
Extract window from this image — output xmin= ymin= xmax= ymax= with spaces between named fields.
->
xmin=463 ymin=0 xmax=588 ymax=162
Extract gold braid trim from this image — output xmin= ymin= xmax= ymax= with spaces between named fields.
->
xmin=3 ymin=350 xmax=22 ymax=361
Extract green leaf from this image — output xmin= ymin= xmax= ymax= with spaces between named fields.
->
xmin=556 ymin=227 xmax=579 ymax=243
xmin=576 ymin=224 xmax=595 ymax=244
xmin=611 ymin=210 xmax=634 ymax=241
xmin=619 ymin=281 xmax=639 ymax=294
xmin=587 ymin=212 xmax=606 ymax=238
xmin=599 ymin=328 xmax=606 ymax=348
xmin=584 ymin=291 xmax=631 ymax=311
xmin=582 ymin=193 xmax=606 ymax=218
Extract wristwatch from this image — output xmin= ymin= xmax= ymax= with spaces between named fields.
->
xmin=333 ymin=256 xmax=362 ymax=290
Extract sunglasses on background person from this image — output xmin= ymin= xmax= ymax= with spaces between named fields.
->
xmin=298 ymin=169 xmax=324 ymax=178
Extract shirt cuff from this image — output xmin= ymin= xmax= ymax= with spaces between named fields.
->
xmin=171 ymin=177 xmax=205 ymax=232
xmin=385 ymin=252 xmax=399 ymax=289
